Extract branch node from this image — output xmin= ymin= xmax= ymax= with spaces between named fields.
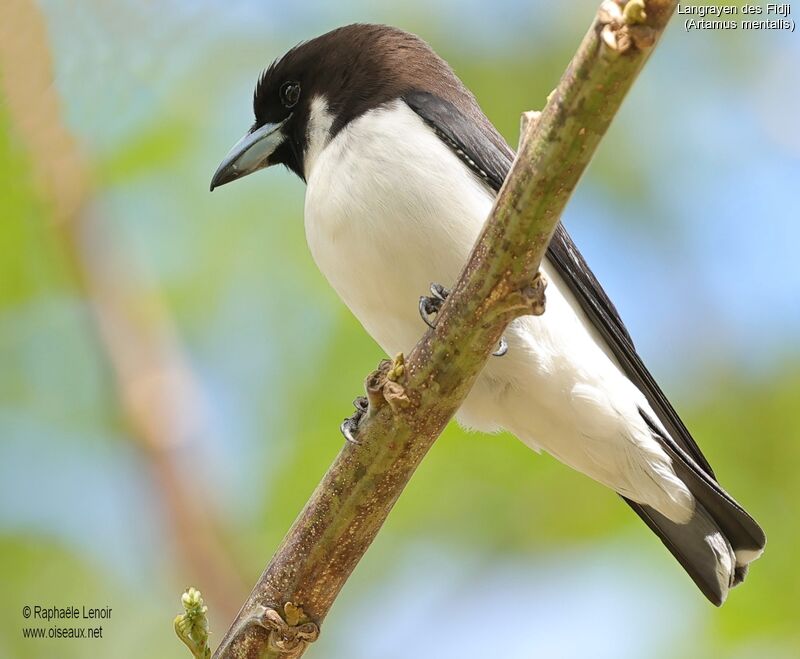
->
xmin=383 ymin=380 xmax=411 ymax=412
xmin=250 ymin=603 xmax=320 ymax=657
xmin=505 ymin=271 xmax=548 ymax=317
xmin=386 ymin=353 xmax=406 ymax=381
xmin=598 ymin=0 xmax=623 ymax=25
xmin=523 ymin=271 xmax=548 ymax=317
xmin=366 ymin=369 xmax=388 ymax=412
xmin=364 ymin=355 xmax=413 ymax=419
xmin=599 ymin=0 xmax=654 ymax=53
xmin=384 ymin=354 xmax=412 ymax=412
xmin=623 ymin=0 xmax=647 ymax=24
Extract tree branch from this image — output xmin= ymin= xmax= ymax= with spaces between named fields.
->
xmin=214 ymin=1 xmax=678 ymax=657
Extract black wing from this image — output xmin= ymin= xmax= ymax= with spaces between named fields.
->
xmin=404 ymin=91 xmax=765 ymax=589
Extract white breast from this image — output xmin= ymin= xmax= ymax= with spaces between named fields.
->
xmin=305 ymin=98 xmax=493 ymax=353
xmin=303 ymin=98 xmax=693 ymax=523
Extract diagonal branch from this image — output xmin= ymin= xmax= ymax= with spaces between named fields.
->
xmin=214 ymin=1 xmax=678 ymax=657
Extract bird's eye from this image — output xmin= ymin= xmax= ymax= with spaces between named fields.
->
xmin=280 ymin=82 xmax=301 ymax=109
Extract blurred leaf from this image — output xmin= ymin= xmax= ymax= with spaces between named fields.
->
xmin=0 ymin=104 xmax=72 ymax=307
xmin=94 ymin=117 xmax=192 ymax=186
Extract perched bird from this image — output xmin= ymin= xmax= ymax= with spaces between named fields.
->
xmin=211 ymin=23 xmax=765 ymax=605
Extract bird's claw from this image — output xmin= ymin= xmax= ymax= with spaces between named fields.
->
xmin=419 ymin=282 xmax=508 ymax=356
xmin=340 ymin=418 xmax=360 ymax=444
xmin=340 ymin=396 xmax=368 ymax=444
xmin=492 ymin=337 xmax=508 ymax=357
xmin=418 ymin=283 xmax=450 ymax=329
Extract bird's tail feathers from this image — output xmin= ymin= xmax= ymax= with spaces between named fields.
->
xmin=626 ymin=420 xmax=765 ymax=605
xmin=627 ymin=499 xmax=739 ymax=605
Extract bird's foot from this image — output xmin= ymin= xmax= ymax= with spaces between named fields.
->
xmin=419 ymin=282 xmax=508 ymax=357
xmin=418 ymin=283 xmax=450 ymax=329
xmin=341 ymin=354 xmax=410 ymax=444
xmin=340 ymin=396 xmax=369 ymax=444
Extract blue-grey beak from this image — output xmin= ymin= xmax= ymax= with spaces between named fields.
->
xmin=210 ymin=118 xmax=289 ymax=191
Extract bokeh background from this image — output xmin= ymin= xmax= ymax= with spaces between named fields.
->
xmin=1 ymin=0 xmax=799 ymax=657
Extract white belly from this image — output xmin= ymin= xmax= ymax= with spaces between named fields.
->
xmin=303 ymin=99 xmax=692 ymax=522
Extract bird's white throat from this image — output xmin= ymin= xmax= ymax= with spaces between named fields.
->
xmin=304 ymin=96 xmax=335 ymax=180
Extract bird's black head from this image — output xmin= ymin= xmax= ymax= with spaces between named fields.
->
xmin=210 ymin=23 xmax=475 ymax=189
